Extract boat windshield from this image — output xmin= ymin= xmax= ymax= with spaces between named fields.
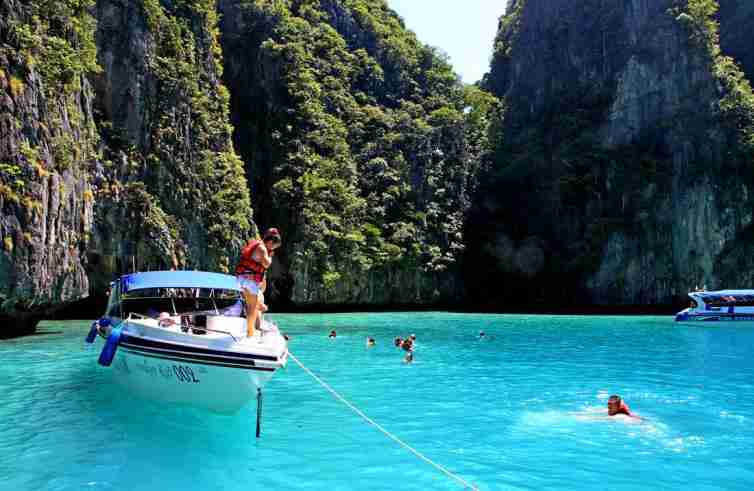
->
xmin=119 ymin=288 xmax=245 ymax=319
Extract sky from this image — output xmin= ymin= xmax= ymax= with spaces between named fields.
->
xmin=387 ymin=0 xmax=509 ymax=84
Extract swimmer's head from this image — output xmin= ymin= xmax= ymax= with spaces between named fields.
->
xmin=607 ymin=395 xmax=622 ymax=415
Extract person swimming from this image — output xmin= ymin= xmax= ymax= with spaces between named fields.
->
xmin=328 ymin=330 xmax=337 ymax=339
xmin=366 ymin=337 xmax=376 ymax=348
xmin=572 ymin=395 xmax=643 ymax=422
xmin=607 ymin=395 xmax=640 ymax=419
xmin=401 ymin=337 xmax=413 ymax=352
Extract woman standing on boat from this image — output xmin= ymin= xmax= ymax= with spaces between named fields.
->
xmin=236 ymin=228 xmax=282 ymax=337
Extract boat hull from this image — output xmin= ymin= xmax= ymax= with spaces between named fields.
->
xmin=675 ymin=313 xmax=754 ymax=322
xmin=97 ymin=318 xmax=287 ymax=414
xmin=112 ymin=348 xmax=275 ymax=413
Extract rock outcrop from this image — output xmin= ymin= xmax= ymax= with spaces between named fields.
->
xmin=0 ymin=0 xmax=97 ymax=334
xmin=472 ymin=0 xmax=754 ymax=308
xmin=218 ymin=0 xmax=485 ymax=306
xmin=0 ymin=0 xmax=252 ymax=334
xmin=0 ymin=0 xmax=486 ymax=333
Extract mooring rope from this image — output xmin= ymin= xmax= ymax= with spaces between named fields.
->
xmin=287 ymin=351 xmax=479 ymax=491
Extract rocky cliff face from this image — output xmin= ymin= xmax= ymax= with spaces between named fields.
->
xmin=90 ymin=0 xmax=252 ymax=287
xmin=0 ymin=0 xmax=485 ymax=333
xmin=0 ymin=0 xmax=98 ymax=334
xmin=472 ymin=0 xmax=754 ymax=307
xmin=0 ymin=0 xmax=252 ymax=334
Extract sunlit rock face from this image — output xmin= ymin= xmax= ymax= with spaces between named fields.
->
xmin=0 ymin=0 xmax=96 ymax=334
xmin=471 ymin=0 xmax=754 ymax=308
xmin=0 ymin=0 xmax=251 ymax=334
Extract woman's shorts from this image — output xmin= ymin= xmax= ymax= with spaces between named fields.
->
xmin=237 ymin=275 xmax=260 ymax=295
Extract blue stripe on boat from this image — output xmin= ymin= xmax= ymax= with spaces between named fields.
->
xmin=120 ymin=334 xmax=280 ymax=362
xmin=120 ymin=347 xmax=276 ymax=371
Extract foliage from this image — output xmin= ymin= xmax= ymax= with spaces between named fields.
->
xmin=225 ymin=0 xmax=493 ymax=297
xmin=674 ymin=0 xmax=754 ymax=159
xmin=10 ymin=0 xmax=100 ymax=98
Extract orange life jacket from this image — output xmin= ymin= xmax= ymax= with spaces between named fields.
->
xmin=235 ymin=239 xmax=266 ymax=283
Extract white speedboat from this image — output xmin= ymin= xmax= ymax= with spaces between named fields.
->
xmin=675 ymin=289 xmax=754 ymax=322
xmin=86 ymin=271 xmax=287 ymax=422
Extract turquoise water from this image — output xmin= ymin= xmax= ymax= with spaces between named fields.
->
xmin=2 ymin=313 xmax=754 ymax=490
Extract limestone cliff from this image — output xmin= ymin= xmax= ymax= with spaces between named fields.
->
xmin=218 ymin=0 xmax=484 ymax=306
xmin=472 ymin=0 xmax=754 ymax=308
xmin=0 ymin=0 xmax=484 ymax=333
xmin=0 ymin=0 xmax=252 ymax=334
xmin=90 ymin=0 xmax=252 ymax=287
xmin=0 ymin=0 xmax=97 ymax=333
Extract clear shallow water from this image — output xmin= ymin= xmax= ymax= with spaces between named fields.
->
xmin=2 ymin=314 xmax=754 ymax=490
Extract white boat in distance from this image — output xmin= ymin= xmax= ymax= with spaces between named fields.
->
xmin=675 ymin=289 xmax=754 ymax=322
xmin=87 ymin=271 xmax=288 ymax=415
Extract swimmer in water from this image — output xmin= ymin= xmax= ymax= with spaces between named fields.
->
xmin=366 ymin=337 xmax=376 ymax=348
xmin=328 ymin=329 xmax=337 ymax=339
xmin=607 ymin=395 xmax=641 ymax=420
xmin=573 ymin=395 xmax=643 ymax=422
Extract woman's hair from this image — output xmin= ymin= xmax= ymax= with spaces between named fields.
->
xmin=263 ymin=227 xmax=282 ymax=243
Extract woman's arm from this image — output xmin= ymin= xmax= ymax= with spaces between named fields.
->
xmin=252 ymin=243 xmax=272 ymax=268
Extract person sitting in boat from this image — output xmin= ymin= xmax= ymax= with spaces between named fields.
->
xmin=158 ymin=312 xmax=177 ymax=328
xmin=607 ymin=395 xmax=641 ymax=419
xmin=235 ymin=228 xmax=282 ymax=337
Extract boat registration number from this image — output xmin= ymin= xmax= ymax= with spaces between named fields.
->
xmin=173 ymin=365 xmax=200 ymax=383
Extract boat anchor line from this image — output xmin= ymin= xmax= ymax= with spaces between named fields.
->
xmin=287 ymin=351 xmax=479 ymax=491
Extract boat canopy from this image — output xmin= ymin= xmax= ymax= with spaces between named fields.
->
xmin=691 ymin=290 xmax=754 ymax=306
xmin=120 ymin=271 xmax=242 ymax=294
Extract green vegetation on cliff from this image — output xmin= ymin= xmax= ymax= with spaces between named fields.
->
xmin=94 ymin=0 xmax=252 ymax=275
xmin=221 ymin=0 xmax=491 ymax=303
xmin=678 ymin=0 xmax=754 ymax=285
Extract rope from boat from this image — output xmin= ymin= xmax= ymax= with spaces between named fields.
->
xmin=287 ymin=351 xmax=479 ymax=491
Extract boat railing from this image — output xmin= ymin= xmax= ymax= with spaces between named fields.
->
xmin=126 ymin=312 xmax=241 ymax=342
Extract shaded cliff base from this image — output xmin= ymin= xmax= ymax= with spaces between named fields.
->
xmin=469 ymin=301 xmax=682 ymax=316
xmin=0 ymin=314 xmax=41 ymax=339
